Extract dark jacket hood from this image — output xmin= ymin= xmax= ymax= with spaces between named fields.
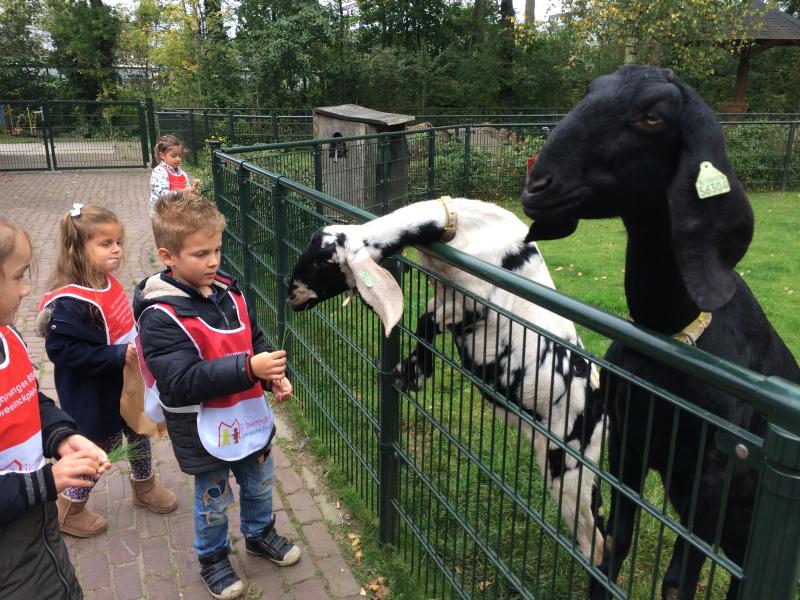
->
xmin=133 ymin=269 xmax=238 ymax=320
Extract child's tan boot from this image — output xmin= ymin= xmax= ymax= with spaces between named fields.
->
xmin=130 ymin=473 xmax=178 ymax=513
xmin=56 ymin=494 xmax=107 ymax=538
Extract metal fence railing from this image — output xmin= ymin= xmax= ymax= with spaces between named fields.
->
xmin=154 ymin=109 xmax=314 ymax=162
xmin=154 ymin=108 xmax=798 ymax=191
xmin=207 ymin=123 xmax=799 ymax=217
xmin=211 ymin=141 xmax=800 ymax=599
xmin=0 ymin=99 xmax=152 ymax=171
xmin=4 ymin=97 xmax=797 ymax=188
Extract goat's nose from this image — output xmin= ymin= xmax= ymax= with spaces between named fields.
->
xmin=527 ymin=174 xmax=553 ymax=194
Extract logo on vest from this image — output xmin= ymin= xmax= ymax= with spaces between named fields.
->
xmin=218 ymin=419 xmax=241 ymax=447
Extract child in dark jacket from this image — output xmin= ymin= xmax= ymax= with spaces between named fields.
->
xmin=0 ymin=217 xmax=111 ymax=599
xmin=38 ymin=203 xmax=177 ymax=539
xmin=134 ymin=192 xmax=299 ymax=600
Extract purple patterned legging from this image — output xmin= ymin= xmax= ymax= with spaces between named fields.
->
xmin=63 ymin=427 xmax=153 ymax=502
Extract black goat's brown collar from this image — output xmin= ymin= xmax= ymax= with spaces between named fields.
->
xmin=438 ymin=196 xmax=457 ymax=242
xmin=672 ymin=312 xmax=712 ymax=346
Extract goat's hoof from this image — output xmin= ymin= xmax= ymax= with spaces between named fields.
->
xmin=394 ymin=354 xmax=428 ymax=392
xmin=663 ymin=587 xmax=681 ymax=600
xmin=592 ymin=534 xmax=605 ymax=566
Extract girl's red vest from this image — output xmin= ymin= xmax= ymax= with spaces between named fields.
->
xmin=138 ymin=290 xmax=273 ymax=461
xmin=0 ymin=326 xmax=46 ymax=474
xmin=39 ymin=274 xmax=136 ymax=346
xmin=155 ymin=163 xmax=190 ymax=191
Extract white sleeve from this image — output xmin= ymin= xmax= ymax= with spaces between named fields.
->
xmin=150 ymin=167 xmax=169 ymax=212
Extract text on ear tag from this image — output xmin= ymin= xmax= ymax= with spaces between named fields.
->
xmin=695 ymin=161 xmax=731 ymax=199
xmin=360 ymin=270 xmax=374 ymax=288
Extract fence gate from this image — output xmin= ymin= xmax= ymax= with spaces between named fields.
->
xmin=1 ymin=99 xmax=152 ymax=171
xmin=0 ymin=101 xmax=51 ymax=170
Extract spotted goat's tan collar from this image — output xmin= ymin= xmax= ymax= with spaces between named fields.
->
xmin=438 ymin=196 xmax=457 ymax=243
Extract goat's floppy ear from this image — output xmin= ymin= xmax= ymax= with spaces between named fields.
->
xmin=667 ymin=80 xmax=753 ymax=311
xmin=341 ymin=246 xmax=404 ymax=337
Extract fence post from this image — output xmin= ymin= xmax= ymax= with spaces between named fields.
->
xmin=40 ymin=100 xmax=53 ymax=171
xmin=43 ymin=100 xmax=57 ymax=171
xmin=739 ymin=421 xmax=800 ymax=598
xmin=228 ymin=110 xmax=236 ymax=146
xmin=427 ymin=129 xmax=436 ymax=199
xmin=203 ymin=109 xmax=210 ymax=142
xmin=187 ymin=109 xmax=197 ymax=165
xmin=781 ymin=123 xmax=796 ymax=192
xmin=137 ymin=102 xmax=149 ymax=167
xmin=313 ymin=143 xmax=323 ymax=192
xmin=210 ymin=139 xmax=222 ymax=200
xmin=463 ymin=125 xmax=471 ymax=197
xmin=273 ymin=182 xmax=288 ymax=353
xmin=145 ymin=98 xmax=157 ymax=166
xmin=378 ymin=257 xmax=401 ymax=546
xmin=271 ymin=110 xmax=279 ymax=143
xmin=238 ymin=162 xmax=254 ymax=304
xmin=379 ymin=137 xmax=390 ymax=212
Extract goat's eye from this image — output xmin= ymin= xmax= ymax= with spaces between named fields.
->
xmin=643 ymin=112 xmax=663 ymax=127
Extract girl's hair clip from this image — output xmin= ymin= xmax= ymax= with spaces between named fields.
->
xmin=69 ymin=203 xmax=84 ymax=217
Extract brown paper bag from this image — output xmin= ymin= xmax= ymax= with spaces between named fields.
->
xmin=120 ymin=360 xmax=167 ymax=437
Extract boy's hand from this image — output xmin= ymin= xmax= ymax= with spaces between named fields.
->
xmin=271 ymin=377 xmax=293 ymax=403
xmin=58 ymin=434 xmax=111 ymax=475
xmin=124 ymin=343 xmax=138 ymax=366
xmin=250 ymin=350 xmax=286 ymax=381
xmin=52 ymin=450 xmax=105 ymax=492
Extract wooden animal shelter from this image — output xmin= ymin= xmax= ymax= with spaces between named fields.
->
xmin=313 ymin=104 xmax=414 ymax=215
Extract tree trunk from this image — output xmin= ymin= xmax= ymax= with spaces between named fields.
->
xmin=498 ymin=0 xmax=514 ymax=105
xmin=525 ymin=0 xmax=535 ymax=22
xmin=647 ymin=40 xmax=661 ymax=65
xmin=472 ymin=0 xmax=486 ymax=47
xmin=624 ymin=37 xmax=638 ymax=64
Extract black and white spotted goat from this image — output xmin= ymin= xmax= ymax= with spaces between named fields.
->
xmin=287 ymin=197 xmax=605 ymax=565
xmin=521 ymin=65 xmax=800 ymax=600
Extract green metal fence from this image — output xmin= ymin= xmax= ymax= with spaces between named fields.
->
xmin=154 ymin=108 xmax=314 ymax=163
xmin=211 ymin=141 xmax=800 ymax=599
xmin=0 ymin=99 xmax=151 ymax=171
xmin=208 ymin=124 xmax=799 ymax=220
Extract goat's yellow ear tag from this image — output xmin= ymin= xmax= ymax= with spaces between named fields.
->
xmin=695 ymin=161 xmax=731 ymax=199
xmin=360 ymin=270 xmax=374 ymax=288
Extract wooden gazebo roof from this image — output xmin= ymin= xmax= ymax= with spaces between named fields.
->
xmin=728 ymin=2 xmax=800 ymax=108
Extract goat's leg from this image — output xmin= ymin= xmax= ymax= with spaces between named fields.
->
xmin=394 ymin=310 xmax=439 ymax=391
xmin=662 ymin=474 xmax=734 ymax=600
xmin=661 ymin=535 xmax=706 ymax=600
xmin=588 ymin=441 xmax=646 ymax=600
xmin=534 ymin=434 xmax=605 ymax=566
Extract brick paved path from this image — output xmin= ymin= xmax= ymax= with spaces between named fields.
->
xmin=1 ymin=170 xmax=363 ymax=600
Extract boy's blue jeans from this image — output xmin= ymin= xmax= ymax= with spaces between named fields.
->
xmin=193 ymin=450 xmax=274 ymax=560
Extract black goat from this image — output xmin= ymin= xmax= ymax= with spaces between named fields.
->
xmin=520 ymin=65 xmax=800 ymax=600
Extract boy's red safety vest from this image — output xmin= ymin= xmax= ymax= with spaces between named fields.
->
xmin=156 ymin=163 xmax=190 ymax=191
xmin=138 ymin=290 xmax=274 ymax=461
xmin=39 ymin=274 xmax=136 ymax=346
xmin=0 ymin=326 xmax=45 ymax=474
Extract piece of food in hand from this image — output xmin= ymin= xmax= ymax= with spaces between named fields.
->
xmin=192 ymin=178 xmax=201 ymax=188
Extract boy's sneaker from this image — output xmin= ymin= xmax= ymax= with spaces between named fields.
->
xmin=199 ymin=551 xmax=245 ymax=600
xmin=245 ymin=516 xmax=301 ymax=566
